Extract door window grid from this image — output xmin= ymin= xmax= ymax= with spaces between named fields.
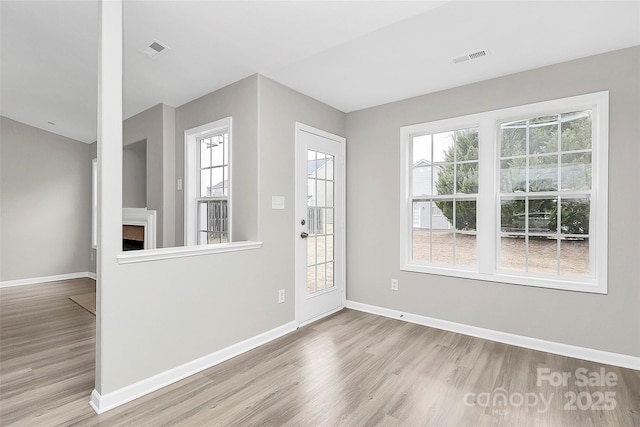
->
xmin=307 ymin=150 xmax=335 ymax=294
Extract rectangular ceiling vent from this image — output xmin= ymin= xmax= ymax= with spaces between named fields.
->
xmin=140 ymin=40 xmax=169 ymax=59
xmin=452 ymin=49 xmax=490 ymax=64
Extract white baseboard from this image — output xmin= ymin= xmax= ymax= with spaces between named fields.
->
xmin=87 ymin=272 xmax=97 ymax=280
xmin=345 ymin=300 xmax=640 ymax=371
xmin=0 ymin=272 xmax=96 ymax=288
xmin=90 ymin=320 xmax=298 ymax=414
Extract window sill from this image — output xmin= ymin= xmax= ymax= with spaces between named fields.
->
xmin=116 ymin=241 xmax=263 ymax=264
xmin=401 ymin=262 xmax=606 ymax=294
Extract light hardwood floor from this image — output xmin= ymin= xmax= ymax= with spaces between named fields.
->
xmin=1 ymin=279 xmax=639 ymax=426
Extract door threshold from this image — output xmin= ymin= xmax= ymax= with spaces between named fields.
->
xmin=298 ymin=306 xmax=344 ymax=328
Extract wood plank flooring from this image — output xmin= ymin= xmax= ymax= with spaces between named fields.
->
xmin=1 ymin=279 xmax=639 ymax=426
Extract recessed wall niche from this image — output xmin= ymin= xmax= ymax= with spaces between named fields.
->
xmin=123 ymin=139 xmax=147 ymax=208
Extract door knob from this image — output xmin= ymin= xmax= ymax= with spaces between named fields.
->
xmin=300 ymin=231 xmax=309 ymax=239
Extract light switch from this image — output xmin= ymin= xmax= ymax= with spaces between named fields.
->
xmin=177 ymin=178 xmax=183 ymax=191
xmin=272 ymin=196 xmax=285 ymax=210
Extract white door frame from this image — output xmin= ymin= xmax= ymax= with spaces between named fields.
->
xmin=294 ymin=122 xmax=346 ymax=327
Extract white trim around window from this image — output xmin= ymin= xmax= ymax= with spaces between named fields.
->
xmin=184 ymin=117 xmax=232 ymax=247
xmin=400 ymin=91 xmax=608 ymax=294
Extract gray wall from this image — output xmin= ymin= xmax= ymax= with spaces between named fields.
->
xmin=122 ymin=139 xmax=146 ymax=208
xmin=257 ymin=74 xmax=346 ymax=315
xmin=162 ymin=104 xmax=176 ymax=248
xmin=98 ymin=74 xmax=345 ymax=393
xmin=345 ymin=46 xmax=640 ymax=357
xmin=175 ymin=75 xmax=259 ymax=245
xmin=0 ymin=117 xmax=93 ymax=281
xmin=123 ymin=103 xmax=172 ymax=247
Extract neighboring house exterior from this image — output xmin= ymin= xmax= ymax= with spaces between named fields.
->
xmin=307 ymin=156 xmax=334 ymax=233
xmin=412 ymin=159 xmax=452 ymax=230
xmin=207 ymin=180 xmax=227 ymax=197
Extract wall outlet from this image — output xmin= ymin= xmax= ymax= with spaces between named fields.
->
xmin=278 ymin=289 xmax=285 ymax=303
xmin=90 ymin=252 xmax=95 ymax=261
xmin=391 ymin=279 xmax=399 ymax=291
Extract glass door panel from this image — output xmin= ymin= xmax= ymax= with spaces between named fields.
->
xmin=306 ymin=149 xmax=335 ymax=295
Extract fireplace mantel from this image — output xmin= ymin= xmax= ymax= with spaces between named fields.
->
xmin=123 ymin=208 xmax=157 ymax=250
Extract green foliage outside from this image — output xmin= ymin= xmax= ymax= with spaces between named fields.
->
xmin=434 ymin=129 xmax=478 ymax=231
xmin=434 ymin=112 xmax=592 ymax=236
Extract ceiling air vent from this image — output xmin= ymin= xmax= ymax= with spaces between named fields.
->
xmin=452 ymin=49 xmax=490 ymax=64
xmin=140 ymin=40 xmax=169 ymax=59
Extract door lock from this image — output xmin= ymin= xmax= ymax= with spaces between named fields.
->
xmin=301 ymin=219 xmax=306 ymax=225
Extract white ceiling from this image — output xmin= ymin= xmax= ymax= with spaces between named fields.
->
xmin=1 ymin=1 xmax=639 ymax=144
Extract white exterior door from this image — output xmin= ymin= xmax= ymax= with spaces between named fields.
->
xmin=295 ymin=123 xmax=345 ymax=326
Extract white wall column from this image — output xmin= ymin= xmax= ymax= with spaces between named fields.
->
xmin=95 ymin=0 xmax=123 ymax=399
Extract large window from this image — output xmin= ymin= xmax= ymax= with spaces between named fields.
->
xmin=185 ymin=117 xmax=232 ymax=246
xmin=400 ymin=92 xmax=608 ymax=293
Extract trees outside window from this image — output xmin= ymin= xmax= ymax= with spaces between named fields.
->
xmin=400 ymin=91 xmax=608 ymax=293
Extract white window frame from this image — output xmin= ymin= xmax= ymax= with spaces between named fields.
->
xmin=400 ymin=91 xmax=608 ymax=294
xmin=184 ymin=117 xmax=232 ymax=246
xmin=413 ymin=206 xmax=421 ymax=227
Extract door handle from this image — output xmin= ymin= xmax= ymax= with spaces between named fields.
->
xmin=300 ymin=231 xmax=309 ymax=239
